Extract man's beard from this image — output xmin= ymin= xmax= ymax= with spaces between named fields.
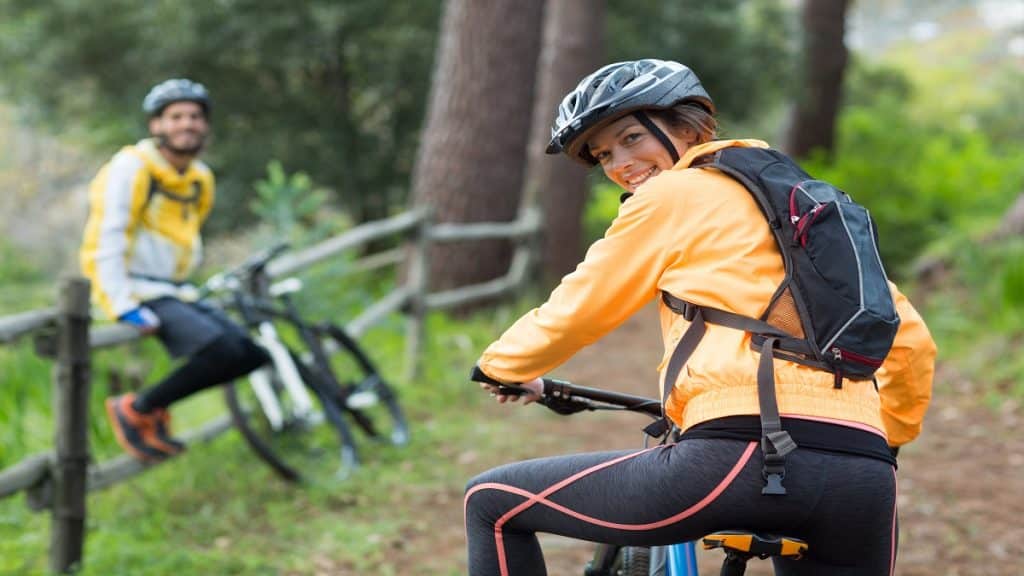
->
xmin=156 ymin=132 xmax=206 ymax=156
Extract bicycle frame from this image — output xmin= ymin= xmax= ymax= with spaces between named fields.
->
xmin=203 ymin=242 xmax=408 ymax=481
xmin=666 ymin=542 xmax=699 ymax=575
xmin=214 ymin=273 xmax=318 ymax=429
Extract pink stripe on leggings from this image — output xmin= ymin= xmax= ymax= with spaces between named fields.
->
xmin=890 ymin=467 xmax=898 ymax=576
xmin=464 ymin=442 xmax=757 ymax=576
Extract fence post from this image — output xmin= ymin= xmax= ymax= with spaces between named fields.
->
xmin=49 ymin=277 xmax=92 ymax=574
xmin=404 ymin=208 xmax=432 ymax=382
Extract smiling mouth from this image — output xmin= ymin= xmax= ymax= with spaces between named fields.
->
xmin=625 ymin=166 xmax=657 ymax=188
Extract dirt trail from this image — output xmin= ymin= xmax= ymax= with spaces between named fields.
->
xmin=390 ymin=303 xmax=1023 ymax=575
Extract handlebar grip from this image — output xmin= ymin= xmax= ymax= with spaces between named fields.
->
xmin=469 ymin=365 xmax=501 ymax=385
xmin=469 ymin=365 xmax=536 ymax=397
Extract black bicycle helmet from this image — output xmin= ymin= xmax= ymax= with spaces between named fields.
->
xmin=546 ymin=59 xmax=714 ymax=165
xmin=143 ymin=78 xmax=211 ymax=117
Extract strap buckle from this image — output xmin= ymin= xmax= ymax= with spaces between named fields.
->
xmin=762 ymin=470 xmax=787 ymax=496
xmin=761 ymin=431 xmax=795 ymax=496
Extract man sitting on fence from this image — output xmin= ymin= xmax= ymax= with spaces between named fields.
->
xmin=80 ymin=79 xmax=269 ymax=462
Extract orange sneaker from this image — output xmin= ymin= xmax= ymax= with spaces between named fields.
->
xmin=104 ymin=394 xmax=180 ymax=461
xmin=152 ymin=408 xmax=186 ymax=455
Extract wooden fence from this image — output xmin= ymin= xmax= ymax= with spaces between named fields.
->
xmin=0 ymin=206 xmax=541 ymax=573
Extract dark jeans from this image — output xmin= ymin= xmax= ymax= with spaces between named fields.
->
xmin=134 ymin=297 xmax=269 ymax=411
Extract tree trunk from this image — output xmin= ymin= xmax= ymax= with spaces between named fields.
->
xmin=783 ymin=0 xmax=850 ymax=159
xmin=411 ymin=0 xmax=544 ymax=293
xmin=523 ymin=0 xmax=605 ymax=286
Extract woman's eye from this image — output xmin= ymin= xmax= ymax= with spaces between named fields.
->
xmin=623 ymin=132 xmax=643 ymax=145
xmin=593 ymin=150 xmax=610 ymax=163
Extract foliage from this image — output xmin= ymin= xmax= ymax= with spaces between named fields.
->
xmin=0 ymin=239 xmax=51 ymax=316
xmin=922 ymin=236 xmax=1024 ymax=403
xmin=0 ymin=278 xmax=531 ymax=573
xmin=608 ymin=0 xmax=796 ymax=126
xmin=0 ymin=0 xmax=797 ymax=238
xmin=974 ymin=68 xmax=1024 ymax=148
xmin=0 ymin=0 xmax=443 ymax=232
xmin=249 ymin=160 xmax=353 ymax=247
xmin=582 ymin=180 xmax=625 ymax=247
xmin=251 ymin=161 xmax=328 ymax=236
xmin=800 ymin=59 xmax=1024 ymax=277
xmin=0 ymin=238 xmax=44 ymax=286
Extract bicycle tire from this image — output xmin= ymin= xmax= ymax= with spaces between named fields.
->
xmin=225 ymin=348 xmax=359 ymax=483
xmin=311 ymin=322 xmax=410 ymax=447
xmin=584 ymin=543 xmax=620 ymax=576
xmin=613 ymin=546 xmax=653 ymax=576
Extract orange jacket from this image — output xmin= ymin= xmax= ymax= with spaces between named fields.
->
xmin=478 ymin=139 xmax=936 ymax=446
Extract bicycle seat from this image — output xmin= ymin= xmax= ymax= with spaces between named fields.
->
xmin=701 ymin=530 xmax=808 ymax=560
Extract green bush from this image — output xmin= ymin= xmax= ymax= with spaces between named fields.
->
xmin=250 ymin=160 xmax=351 ymax=245
xmin=0 ymin=239 xmax=44 ymax=285
xmin=582 ymin=181 xmax=624 ymax=247
xmin=802 ymin=96 xmax=1024 ymax=277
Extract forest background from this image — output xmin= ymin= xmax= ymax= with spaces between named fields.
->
xmin=0 ymin=0 xmax=1022 ymax=574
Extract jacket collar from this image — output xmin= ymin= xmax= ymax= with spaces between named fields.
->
xmin=675 ymin=139 xmax=770 ymax=170
xmin=128 ymin=138 xmax=203 ymax=187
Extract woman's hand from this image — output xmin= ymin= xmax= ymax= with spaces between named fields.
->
xmin=479 ymin=377 xmax=544 ymax=405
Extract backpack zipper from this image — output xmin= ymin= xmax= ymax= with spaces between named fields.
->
xmin=830 ymin=346 xmax=884 ymax=368
xmin=793 ymin=204 xmax=826 ymax=247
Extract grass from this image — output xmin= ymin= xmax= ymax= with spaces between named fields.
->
xmin=919 ymin=237 xmax=1024 ymax=405
xmin=0 ymin=262 xmax=532 ymax=575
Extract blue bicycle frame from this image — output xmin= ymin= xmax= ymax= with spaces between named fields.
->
xmin=667 ymin=541 xmax=699 ymax=574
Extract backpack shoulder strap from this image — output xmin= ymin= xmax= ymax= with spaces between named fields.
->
xmin=648 ymin=292 xmax=797 ymax=495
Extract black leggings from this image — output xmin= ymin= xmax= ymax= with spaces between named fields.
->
xmin=136 ymin=332 xmax=269 ymax=411
xmin=465 ymin=439 xmax=897 ymax=576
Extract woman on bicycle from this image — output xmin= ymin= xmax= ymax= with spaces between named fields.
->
xmin=465 ymin=59 xmax=936 ymax=575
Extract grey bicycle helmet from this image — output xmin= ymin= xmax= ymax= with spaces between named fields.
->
xmin=143 ymin=78 xmax=211 ymax=117
xmin=546 ymin=59 xmax=715 ymax=165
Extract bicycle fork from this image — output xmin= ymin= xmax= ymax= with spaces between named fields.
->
xmin=250 ymin=321 xmax=316 ymax=429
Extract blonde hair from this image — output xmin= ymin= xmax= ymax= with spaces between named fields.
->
xmin=648 ymin=103 xmax=717 ymax=145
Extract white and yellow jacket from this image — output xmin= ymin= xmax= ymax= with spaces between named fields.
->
xmin=80 ymin=139 xmax=215 ymax=319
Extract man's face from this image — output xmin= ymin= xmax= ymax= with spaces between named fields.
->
xmin=148 ymin=101 xmax=208 ymax=156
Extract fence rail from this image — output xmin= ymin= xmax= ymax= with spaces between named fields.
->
xmin=0 ymin=206 xmax=540 ymax=573
xmin=0 ymin=307 xmax=58 ymax=344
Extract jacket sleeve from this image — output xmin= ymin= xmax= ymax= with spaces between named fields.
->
xmin=80 ymin=153 xmax=150 ymax=319
xmin=876 ymin=281 xmax=937 ymax=446
xmin=477 ymin=180 xmax=685 ymax=383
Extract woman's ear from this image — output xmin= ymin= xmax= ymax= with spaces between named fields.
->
xmin=681 ymin=126 xmax=698 ymax=145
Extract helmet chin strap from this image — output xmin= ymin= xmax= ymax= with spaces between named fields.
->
xmin=633 ymin=111 xmax=680 ymax=165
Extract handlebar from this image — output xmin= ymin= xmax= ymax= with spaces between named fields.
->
xmin=469 ymin=366 xmax=662 ymax=418
xmin=238 ymin=241 xmax=291 ymax=277
xmin=198 ymin=242 xmax=292 ymax=299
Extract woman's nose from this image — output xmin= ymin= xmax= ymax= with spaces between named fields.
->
xmin=609 ymin=152 xmax=634 ymax=175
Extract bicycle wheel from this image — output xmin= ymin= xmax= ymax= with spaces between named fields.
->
xmin=310 ymin=322 xmax=410 ymax=447
xmin=224 ymin=348 xmax=359 ymax=483
xmin=615 ymin=546 xmax=652 ymax=576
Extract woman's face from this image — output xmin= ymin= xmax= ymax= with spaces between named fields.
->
xmin=586 ymin=115 xmax=693 ymax=193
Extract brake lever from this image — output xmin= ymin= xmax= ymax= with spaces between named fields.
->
xmin=538 ymin=395 xmax=592 ymax=415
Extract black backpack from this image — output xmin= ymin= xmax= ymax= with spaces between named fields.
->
xmin=646 ymin=146 xmax=900 ymax=495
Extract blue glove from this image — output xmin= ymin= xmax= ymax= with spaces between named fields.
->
xmin=118 ymin=306 xmax=161 ymax=333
